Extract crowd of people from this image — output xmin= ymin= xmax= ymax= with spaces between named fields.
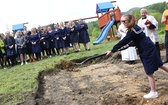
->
xmin=0 ymin=19 xmax=91 ymax=69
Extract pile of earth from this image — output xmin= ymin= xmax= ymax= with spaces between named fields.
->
xmin=23 ymin=50 xmax=168 ymax=105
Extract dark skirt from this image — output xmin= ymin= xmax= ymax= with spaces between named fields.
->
xmin=56 ymin=39 xmax=65 ymax=48
xmin=140 ymin=45 xmax=163 ymax=75
xmin=31 ymin=43 xmax=42 ymax=53
xmin=64 ymin=36 xmax=70 ymax=47
xmin=17 ymin=47 xmax=27 ymax=54
xmin=41 ymin=41 xmax=50 ymax=50
xmin=50 ymin=40 xmax=55 ymax=49
xmin=69 ymin=34 xmax=78 ymax=43
xmin=6 ymin=49 xmax=16 ymax=56
xmin=78 ymin=32 xmax=90 ymax=43
xmin=26 ymin=43 xmax=32 ymax=54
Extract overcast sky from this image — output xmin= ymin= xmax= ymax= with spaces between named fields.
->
xmin=0 ymin=0 xmax=166 ymax=33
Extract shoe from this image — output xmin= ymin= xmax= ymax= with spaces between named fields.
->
xmin=75 ymin=50 xmax=79 ymax=53
xmin=143 ymin=91 xmax=158 ymax=99
xmin=25 ymin=61 xmax=28 ymax=64
xmin=129 ymin=61 xmax=135 ymax=64
xmin=29 ymin=59 xmax=33 ymax=62
xmin=21 ymin=62 xmax=24 ymax=66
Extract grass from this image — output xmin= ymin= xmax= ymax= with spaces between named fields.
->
xmin=0 ymin=33 xmax=165 ymax=105
xmin=158 ymin=34 xmax=165 ymax=44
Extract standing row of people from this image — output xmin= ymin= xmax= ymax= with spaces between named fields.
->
xmin=0 ymin=20 xmax=91 ymax=68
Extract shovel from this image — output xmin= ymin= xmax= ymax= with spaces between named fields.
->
xmin=75 ymin=46 xmax=129 ymax=65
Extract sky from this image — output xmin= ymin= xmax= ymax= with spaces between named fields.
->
xmin=0 ymin=0 xmax=166 ymax=33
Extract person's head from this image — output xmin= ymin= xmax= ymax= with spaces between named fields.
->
xmin=68 ymin=21 xmax=75 ymax=27
xmin=31 ymin=27 xmax=37 ymax=34
xmin=120 ymin=14 xmax=136 ymax=30
xmin=5 ymin=31 xmax=10 ymax=37
xmin=47 ymin=26 xmax=51 ymax=31
xmin=23 ymin=31 xmax=27 ymax=36
xmin=60 ymin=22 xmax=64 ymax=27
xmin=0 ymin=33 xmax=5 ymax=39
xmin=140 ymin=8 xmax=147 ymax=18
xmin=37 ymin=25 xmax=41 ymax=30
xmin=24 ymin=26 xmax=27 ymax=31
xmin=42 ymin=27 xmax=47 ymax=33
xmin=17 ymin=30 xmax=22 ymax=36
xmin=54 ymin=24 xmax=59 ymax=29
xmin=78 ymin=19 xmax=83 ymax=24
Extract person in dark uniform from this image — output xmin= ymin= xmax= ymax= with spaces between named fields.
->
xmin=67 ymin=21 xmax=80 ymax=52
xmin=48 ymin=26 xmax=56 ymax=56
xmin=29 ymin=27 xmax=42 ymax=61
xmin=53 ymin=24 xmax=61 ymax=55
xmin=59 ymin=22 xmax=67 ymax=55
xmin=23 ymin=30 xmax=34 ymax=62
xmin=40 ymin=27 xmax=51 ymax=58
xmin=77 ymin=19 xmax=90 ymax=51
xmin=4 ymin=31 xmax=16 ymax=67
xmin=106 ymin=14 xmax=168 ymax=99
xmin=62 ymin=22 xmax=70 ymax=54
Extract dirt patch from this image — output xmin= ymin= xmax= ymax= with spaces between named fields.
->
xmin=25 ymin=50 xmax=168 ymax=105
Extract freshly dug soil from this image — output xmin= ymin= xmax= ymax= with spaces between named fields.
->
xmin=33 ymin=50 xmax=168 ymax=105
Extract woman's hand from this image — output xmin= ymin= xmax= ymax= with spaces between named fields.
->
xmin=106 ymin=51 xmax=112 ymax=57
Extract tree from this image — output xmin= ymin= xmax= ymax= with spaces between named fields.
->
xmin=92 ymin=27 xmax=100 ymax=38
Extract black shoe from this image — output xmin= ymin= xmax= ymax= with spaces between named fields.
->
xmin=129 ymin=61 xmax=136 ymax=64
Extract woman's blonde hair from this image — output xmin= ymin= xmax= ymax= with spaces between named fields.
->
xmin=122 ymin=14 xmax=136 ymax=30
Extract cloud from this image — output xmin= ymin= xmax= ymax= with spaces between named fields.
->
xmin=0 ymin=0 xmax=165 ymax=33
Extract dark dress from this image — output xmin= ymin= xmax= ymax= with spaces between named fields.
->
xmin=40 ymin=33 xmax=50 ymax=50
xmin=63 ymin=27 xmax=70 ymax=47
xmin=29 ymin=34 xmax=42 ymax=53
xmin=59 ymin=27 xmax=66 ymax=48
xmin=25 ymin=31 xmax=32 ymax=54
xmin=77 ymin=23 xmax=90 ymax=43
xmin=111 ymin=25 xmax=163 ymax=75
xmin=67 ymin=26 xmax=79 ymax=43
xmin=49 ymin=30 xmax=56 ymax=49
xmin=25 ymin=35 xmax=32 ymax=54
xmin=53 ymin=29 xmax=61 ymax=49
xmin=4 ymin=36 xmax=16 ymax=57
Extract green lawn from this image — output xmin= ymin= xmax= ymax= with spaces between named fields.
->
xmin=0 ymin=33 xmax=165 ymax=105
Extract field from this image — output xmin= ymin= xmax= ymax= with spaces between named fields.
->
xmin=0 ymin=34 xmax=167 ymax=105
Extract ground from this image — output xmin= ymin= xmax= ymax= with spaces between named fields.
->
xmin=27 ymin=50 xmax=168 ymax=105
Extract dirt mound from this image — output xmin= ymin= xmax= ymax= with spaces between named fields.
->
xmin=54 ymin=59 xmax=77 ymax=72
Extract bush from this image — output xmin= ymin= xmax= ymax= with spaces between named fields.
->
xmin=158 ymin=29 xmax=165 ymax=35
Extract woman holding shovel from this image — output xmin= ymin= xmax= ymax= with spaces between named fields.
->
xmin=106 ymin=14 xmax=168 ymax=99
